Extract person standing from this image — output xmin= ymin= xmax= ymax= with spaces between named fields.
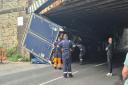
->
xmin=52 ymin=40 xmax=62 ymax=69
xmin=76 ymin=43 xmax=86 ymax=65
xmin=59 ymin=34 xmax=73 ymax=78
xmin=105 ymin=37 xmax=113 ymax=77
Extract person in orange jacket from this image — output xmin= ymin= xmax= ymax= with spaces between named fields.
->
xmin=52 ymin=40 xmax=62 ymax=69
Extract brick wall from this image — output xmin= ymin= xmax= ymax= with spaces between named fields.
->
xmin=0 ymin=0 xmax=28 ymax=48
xmin=0 ymin=0 xmax=30 ymax=58
xmin=0 ymin=13 xmax=18 ymax=48
xmin=0 ymin=0 xmax=27 ymax=9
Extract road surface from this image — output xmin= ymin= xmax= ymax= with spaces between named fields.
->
xmin=0 ymin=62 xmax=122 ymax=85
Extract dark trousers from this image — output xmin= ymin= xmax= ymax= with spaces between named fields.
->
xmin=107 ymin=55 xmax=112 ymax=73
xmin=62 ymin=58 xmax=72 ymax=74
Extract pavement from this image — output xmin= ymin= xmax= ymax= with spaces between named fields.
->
xmin=0 ymin=62 xmax=123 ymax=85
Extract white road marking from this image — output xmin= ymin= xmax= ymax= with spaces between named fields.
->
xmin=40 ymin=63 xmax=106 ymax=85
xmin=39 ymin=71 xmax=79 ymax=85
xmin=95 ymin=63 xmax=106 ymax=67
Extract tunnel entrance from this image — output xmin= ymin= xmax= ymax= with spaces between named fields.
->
xmin=42 ymin=0 xmax=128 ymax=63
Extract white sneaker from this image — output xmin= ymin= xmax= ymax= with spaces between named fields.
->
xmin=109 ymin=73 xmax=112 ymax=76
xmin=106 ymin=73 xmax=110 ymax=76
xmin=106 ymin=73 xmax=112 ymax=77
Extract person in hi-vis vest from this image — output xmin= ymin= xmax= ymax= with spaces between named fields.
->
xmin=53 ymin=39 xmax=62 ymax=69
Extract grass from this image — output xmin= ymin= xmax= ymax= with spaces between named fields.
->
xmin=7 ymin=54 xmax=22 ymax=62
xmin=7 ymin=47 xmax=29 ymax=62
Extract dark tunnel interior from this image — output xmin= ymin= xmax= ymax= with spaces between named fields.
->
xmin=42 ymin=0 xmax=128 ymax=63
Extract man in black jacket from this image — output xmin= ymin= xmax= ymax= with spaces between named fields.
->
xmin=105 ymin=37 xmax=113 ymax=77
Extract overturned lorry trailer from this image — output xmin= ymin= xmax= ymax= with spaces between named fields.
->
xmin=23 ymin=13 xmax=62 ymax=63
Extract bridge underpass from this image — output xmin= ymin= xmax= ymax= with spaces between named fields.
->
xmin=2 ymin=1 xmax=127 ymax=85
xmin=40 ymin=0 xmax=128 ymax=63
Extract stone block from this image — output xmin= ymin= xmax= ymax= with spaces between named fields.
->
xmin=9 ymin=30 xmax=14 ymax=35
xmin=1 ymin=29 xmax=6 ymax=33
